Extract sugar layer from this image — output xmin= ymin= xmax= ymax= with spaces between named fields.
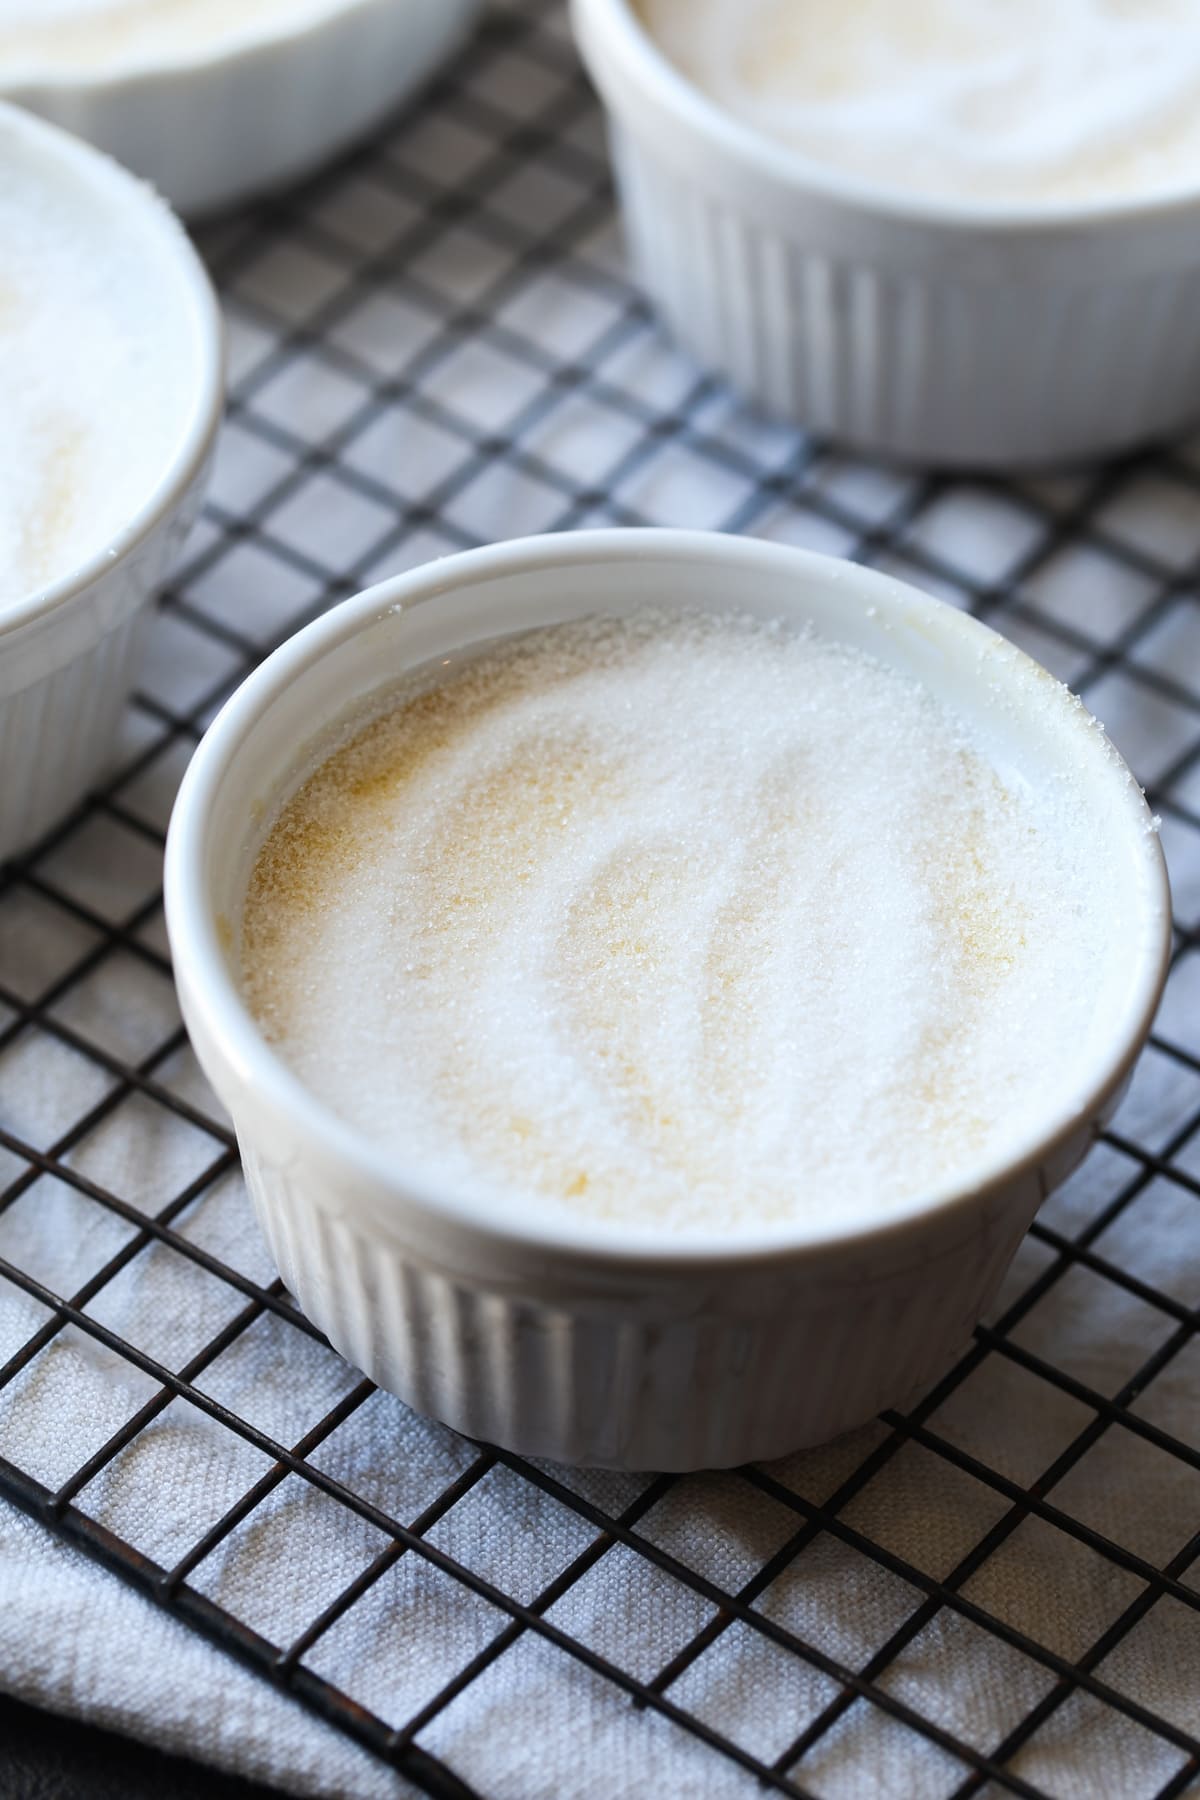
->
xmin=639 ymin=0 xmax=1200 ymax=206
xmin=242 ymin=610 xmax=1117 ymax=1234
xmin=0 ymin=0 xmax=335 ymax=74
xmin=0 ymin=139 xmax=181 ymax=607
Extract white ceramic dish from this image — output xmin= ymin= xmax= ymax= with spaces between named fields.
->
xmin=0 ymin=102 xmax=222 ymax=865
xmin=164 ymin=531 xmax=1171 ymax=1470
xmin=2 ymin=0 xmax=483 ymax=217
xmin=571 ymin=0 xmax=1200 ymax=467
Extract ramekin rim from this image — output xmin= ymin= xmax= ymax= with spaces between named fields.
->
xmin=572 ymin=0 xmax=1200 ymax=236
xmin=0 ymin=102 xmax=224 ymax=640
xmin=0 ymin=0 xmax=426 ymax=91
xmin=164 ymin=529 xmax=1173 ymax=1272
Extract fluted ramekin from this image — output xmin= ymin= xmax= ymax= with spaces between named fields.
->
xmin=3 ymin=0 xmax=482 ymax=217
xmin=571 ymin=0 xmax=1200 ymax=467
xmin=164 ymin=532 xmax=1170 ymax=1469
xmin=0 ymin=104 xmax=222 ymax=865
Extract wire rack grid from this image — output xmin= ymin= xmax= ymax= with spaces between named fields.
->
xmin=2 ymin=3 xmax=1200 ymax=1796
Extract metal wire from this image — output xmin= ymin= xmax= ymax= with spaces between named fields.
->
xmin=2 ymin=3 xmax=1199 ymax=1796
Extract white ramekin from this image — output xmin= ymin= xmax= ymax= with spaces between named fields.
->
xmin=2 ymin=0 xmax=482 ymax=217
xmin=164 ymin=531 xmax=1171 ymax=1470
xmin=571 ymin=0 xmax=1200 ymax=467
xmin=0 ymin=103 xmax=223 ymax=865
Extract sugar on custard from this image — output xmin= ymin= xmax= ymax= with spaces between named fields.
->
xmin=638 ymin=0 xmax=1200 ymax=206
xmin=241 ymin=608 xmax=1121 ymax=1235
xmin=0 ymin=148 xmax=182 ymax=605
xmin=0 ymin=0 xmax=314 ymax=73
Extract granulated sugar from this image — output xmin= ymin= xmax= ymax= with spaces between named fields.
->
xmin=241 ymin=609 xmax=1119 ymax=1234
xmin=0 ymin=136 xmax=181 ymax=606
xmin=639 ymin=0 xmax=1200 ymax=206
xmin=0 ymin=0 xmax=326 ymax=74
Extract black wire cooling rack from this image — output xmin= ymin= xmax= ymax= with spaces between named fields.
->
xmin=2 ymin=3 xmax=1200 ymax=1796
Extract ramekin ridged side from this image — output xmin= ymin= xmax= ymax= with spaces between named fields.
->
xmin=5 ymin=0 xmax=483 ymax=217
xmin=0 ymin=105 xmax=222 ymax=865
xmin=0 ymin=608 xmax=146 ymax=861
xmin=240 ymin=1143 xmax=1043 ymax=1469
xmin=164 ymin=532 xmax=1172 ymax=1471
xmin=573 ymin=0 xmax=1200 ymax=467
xmin=0 ymin=482 xmax=209 ymax=861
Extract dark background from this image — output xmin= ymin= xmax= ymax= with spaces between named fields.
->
xmin=0 ymin=1695 xmax=285 ymax=1800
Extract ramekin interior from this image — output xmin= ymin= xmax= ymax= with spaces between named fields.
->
xmin=575 ymin=0 xmax=1200 ymax=232
xmin=0 ymin=102 xmax=223 ymax=636
xmin=165 ymin=531 xmax=1172 ymax=1268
